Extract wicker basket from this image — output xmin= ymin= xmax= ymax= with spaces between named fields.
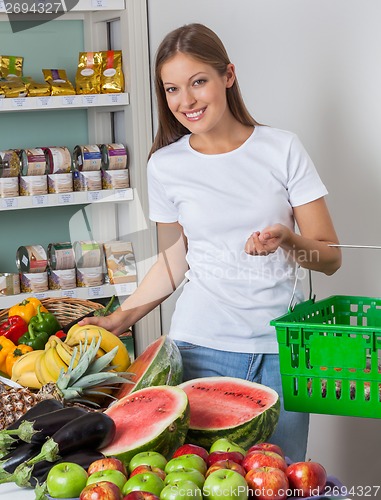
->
xmin=0 ymin=297 xmax=104 ymax=328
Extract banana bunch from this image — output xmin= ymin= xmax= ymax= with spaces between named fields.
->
xmin=65 ymin=324 xmax=131 ymax=372
xmin=11 ymin=325 xmax=130 ymax=389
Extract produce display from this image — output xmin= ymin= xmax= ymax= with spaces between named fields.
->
xmin=0 ymin=306 xmax=342 ymax=500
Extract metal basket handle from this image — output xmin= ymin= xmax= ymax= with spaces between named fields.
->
xmin=288 ymin=244 xmax=381 ymax=312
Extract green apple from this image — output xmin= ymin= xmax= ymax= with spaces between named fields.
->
xmin=164 ymin=468 xmax=205 ymax=489
xmin=164 ymin=454 xmax=207 ymax=476
xmin=160 ymin=479 xmax=203 ymax=500
xmin=122 ymin=472 xmax=165 ymax=497
xmin=209 ymin=438 xmax=246 ymax=455
xmin=203 ymin=469 xmax=248 ymax=500
xmin=47 ymin=462 xmax=88 ymax=499
xmin=129 ymin=451 xmax=168 ymax=473
xmin=86 ymin=468 xmax=127 ymax=490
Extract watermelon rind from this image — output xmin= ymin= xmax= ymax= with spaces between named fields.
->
xmin=179 ymin=377 xmax=280 ymax=450
xmin=116 ymin=335 xmax=183 ymax=399
xmin=102 ymin=385 xmax=190 ymax=464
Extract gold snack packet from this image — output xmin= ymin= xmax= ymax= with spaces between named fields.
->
xmin=0 ymin=78 xmax=27 ymax=98
xmin=24 ymin=76 xmax=51 ymax=97
xmin=75 ymin=51 xmax=102 ymax=94
xmin=101 ymin=50 xmax=124 ymax=94
xmin=0 ymin=55 xmax=23 ymax=79
xmin=42 ymin=69 xmax=76 ymax=96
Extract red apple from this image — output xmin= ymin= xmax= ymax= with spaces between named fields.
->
xmin=88 ymin=457 xmax=128 ymax=477
xmin=245 ymin=467 xmax=289 ymax=500
xmin=172 ymin=443 xmax=209 ymax=462
xmin=286 ymin=461 xmax=327 ymax=497
xmin=247 ymin=443 xmax=285 ymax=458
xmin=130 ymin=465 xmax=166 ymax=481
xmin=80 ymin=480 xmax=123 ymax=500
xmin=207 ymin=450 xmax=244 ymax=467
xmin=206 ymin=459 xmax=246 ymax=478
xmin=123 ymin=492 xmax=160 ymax=500
xmin=242 ymin=451 xmax=287 ymax=473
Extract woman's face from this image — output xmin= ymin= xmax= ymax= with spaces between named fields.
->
xmin=161 ymin=52 xmax=235 ymax=136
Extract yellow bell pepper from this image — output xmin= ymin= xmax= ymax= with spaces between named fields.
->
xmin=8 ymin=297 xmax=48 ymax=324
xmin=0 ymin=337 xmax=16 ymax=373
xmin=5 ymin=344 xmax=33 ymax=377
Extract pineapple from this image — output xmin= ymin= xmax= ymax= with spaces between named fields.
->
xmin=0 ymin=336 xmax=132 ymax=430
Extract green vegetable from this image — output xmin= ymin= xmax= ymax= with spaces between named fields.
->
xmin=18 ymin=305 xmax=61 ymax=349
xmin=93 ymin=295 xmax=115 ymax=317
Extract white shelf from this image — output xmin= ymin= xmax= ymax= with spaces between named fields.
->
xmin=0 ymin=281 xmax=137 ymax=308
xmin=0 ymin=93 xmax=129 ymax=112
xmin=0 ymin=187 xmax=133 ymax=211
xmin=0 ymin=0 xmax=125 ymax=14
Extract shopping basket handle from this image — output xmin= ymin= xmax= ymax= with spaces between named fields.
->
xmin=288 ymin=267 xmax=315 ymax=312
xmin=329 ymin=244 xmax=381 ymax=249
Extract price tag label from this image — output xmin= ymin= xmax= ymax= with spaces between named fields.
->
xmin=83 ymin=95 xmax=98 ymax=106
xmin=12 ymin=98 xmax=28 ymax=109
xmin=108 ymin=94 xmax=122 ymax=104
xmin=115 ymin=282 xmax=137 ymax=296
xmin=37 ymin=96 xmax=52 ymax=107
xmin=62 ymin=289 xmax=78 ymax=298
xmin=88 ymin=286 xmax=104 ymax=298
xmin=87 ymin=190 xmax=102 ymax=202
xmin=92 ymin=0 xmax=108 ymax=8
xmin=58 ymin=193 xmax=74 ymax=204
xmin=32 ymin=195 xmax=48 ymax=206
xmin=1 ymin=197 xmax=18 ymax=209
xmin=114 ymin=188 xmax=128 ymax=200
xmin=62 ymin=95 xmax=81 ymax=106
xmin=35 ymin=292 xmax=48 ymax=300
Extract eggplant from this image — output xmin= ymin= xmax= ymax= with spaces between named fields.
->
xmin=6 ymin=399 xmax=64 ymax=431
xmin=29 ymin=449 xmax=105 ymax=487
xmin=26 ymin=411 xmax=116 ymax=467
xmin=1 ymin=442 xmax=40 ymax=474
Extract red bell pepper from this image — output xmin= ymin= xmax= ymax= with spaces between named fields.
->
xmin=0 ymin=315 xmax=28 ymax=344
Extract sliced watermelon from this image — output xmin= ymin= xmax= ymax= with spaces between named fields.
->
xmin=101 ymin=385 xmax=190 ymax=464
xmin=179 ymin=377 xmax=280 ymax=450
xmin=116 ymin=335 xmax=183 ymax=399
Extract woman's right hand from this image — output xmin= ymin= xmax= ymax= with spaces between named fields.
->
xmin=78 ymin=311 xmax=129 ymax=337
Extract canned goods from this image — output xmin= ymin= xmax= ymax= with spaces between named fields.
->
xmin=101 ymin=169 xmax=129 ymax=190
xmin=48 ymin=268 xmax=76 ymax=290
xmin=100 ymin=143 xmax=128 ymax=170
xmin=48 ymin=173 xmax=73 ymax=194
xmin=0 ymin=177 xmax=19 ymax=197
xmin=73 ymin=145 xmax=102 ymax=172
xmin=19 ymin=174 xmax=48 ymax=196
xmin=44 ymin=146 xmax=72 ymax=174
xmin=20 ymin=272 xmax=49 ymax=293
xmin=0 ymin=273 xmax=20 ymax=295
xmin=73 ymin=240 xmax=104 ymax=268
xmin=76 ymin=266 xmax=104 ymax=287
xmin=73 ymin=170 xmax=102 ymax=191
xmin=19 ymin=148 xmax=47 ymax=176
xmin=0 ymin=150 xmax=21 ymax=177
xmin=47 ymin=242 xmax=75 ymax=270
xmin=16 ymin=245 xmax=48 ymax=273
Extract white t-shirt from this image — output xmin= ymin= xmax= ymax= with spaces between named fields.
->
xmin=147 ymin=126 xmax=328 ymax=353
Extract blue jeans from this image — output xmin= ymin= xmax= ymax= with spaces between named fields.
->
xmin=175 ymin=340 xmax=309 ymax=462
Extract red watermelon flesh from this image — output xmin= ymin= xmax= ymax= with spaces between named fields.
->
xmin=116 ymin=335 xmax=183 ymax=399
xmin=102 ymin=385 xmax=190 ymax=463
xmin=179 ymin=377 xmax=280 ymax=449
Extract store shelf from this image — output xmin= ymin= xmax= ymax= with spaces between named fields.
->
xmin=0 ymin=281 xmax=137 ymax=308
xmin=0 ymin=187 xmax=133 ymax=210
xmin=0 ymin=93 xmax=129 ymax=112
xmin=0 ymin=0 xmax=125 ymax=14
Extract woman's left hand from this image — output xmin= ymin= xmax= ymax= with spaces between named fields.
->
xmin=244 ymin=224 xmax=290 ymax=256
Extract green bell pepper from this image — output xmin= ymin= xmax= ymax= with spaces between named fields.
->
xmin=18 ymin=305 xmax=61 ymax=349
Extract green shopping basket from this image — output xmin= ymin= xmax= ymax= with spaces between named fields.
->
xmin=271 ymin=254 xmax=381 ymax=418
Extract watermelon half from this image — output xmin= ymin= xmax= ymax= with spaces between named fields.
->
xmin=116 ymin=335 xmax=183 ymax=399
xmin=101 ymin=385 xmax=190 ymax=464
xmin=179 ymin=377 xmax=280 ymax=450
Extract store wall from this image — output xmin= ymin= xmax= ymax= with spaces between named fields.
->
xmin=147 ymin=0 xmax=381 ymax=495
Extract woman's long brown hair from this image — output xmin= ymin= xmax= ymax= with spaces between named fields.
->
xmin=149 ymin=23 xmax=261 ymax=158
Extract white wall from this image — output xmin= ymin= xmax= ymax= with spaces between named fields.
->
xmin=147 ymin=0 xmax=381 ymax=495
